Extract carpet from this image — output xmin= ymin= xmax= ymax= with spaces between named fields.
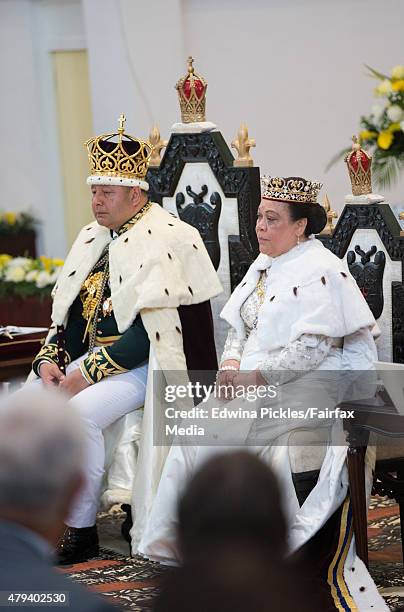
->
xmin=60 ymin=498 xmax=403 ymax=611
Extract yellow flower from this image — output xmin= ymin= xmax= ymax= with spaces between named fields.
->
xmin=391 ymin=65 xmax=404 ymax=80
xmin=392 ymin=79 xmax=404 ymax=92
xmin=360 ymin=130 xmax=377 ymax=141
xmin=378 ymin=130 xmax=394 ymax=150
xmin=389 ymin=122 xmax=402 ymax=132
xmin=3 ymin=212 xmax=17 ymax=225
xmin=375 ymin=79 xmax=393 ymax=96
xmin=39 ymin=255 xmax=52 ymax=272
xmin=52 ymin=258 xmax=64 ymax=267
xmin=0 ymin=254 xmax=12 ymax=269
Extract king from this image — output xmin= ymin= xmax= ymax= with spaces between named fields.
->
xmin=28 ymin=115 xmax=222 ymax=564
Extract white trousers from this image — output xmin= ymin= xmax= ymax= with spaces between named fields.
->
xmin=28 ymin=354 xmax=147 ymax=527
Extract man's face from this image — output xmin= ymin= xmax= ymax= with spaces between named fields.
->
xmin=91 ymin=185 xmax=140 ymax=230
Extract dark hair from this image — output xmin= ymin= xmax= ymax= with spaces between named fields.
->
xmin=177 ymin=451 xmax=287 ymax=560
xmin=154 ymin=543 xmax=314 ymax=612
xmin=287 ymin=202 xmax=327 ymax=236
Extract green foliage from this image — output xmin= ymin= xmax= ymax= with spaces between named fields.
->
xmin=0 ymin=212 xmax=36 ymax=235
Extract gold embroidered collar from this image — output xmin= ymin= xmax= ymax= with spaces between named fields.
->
xmin=116 ymin=200 xmax=153 ymax=236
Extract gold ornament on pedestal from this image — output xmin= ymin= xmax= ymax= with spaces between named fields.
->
xmin=321 ymin=194 xmax=338 ymax=235
xmin=175 ymin=56 xmax=207 ymax=123
xmin=148 ymin=125 xmax=168 ymax=167
xmin=231 ymin=123 xmax=256 ymax=167
xmin=399 ymin=212 xmax=404 ymax=237
xmin=344 ymin=136 xmax=373 ymax=196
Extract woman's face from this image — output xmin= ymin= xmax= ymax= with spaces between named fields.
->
xmin=255 ymin=199 xmax=307 ymax=257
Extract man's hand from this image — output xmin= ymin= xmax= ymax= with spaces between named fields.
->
xmin=39 ymin=362 xmax=65 ymax=387
xmin=59 ymin=368 xmax=90 ymax=397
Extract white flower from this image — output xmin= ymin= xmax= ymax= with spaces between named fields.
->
xmin=5 ymin=266 xmax=26 ymax=282
xmin=371 ymin=104 xmax=385 ymax=121
xmin=35 ymin=270 xmax=53 ymax=288
xmin=387 ymin=104 xmax=404 ymax=123
xmin=25 ymin=270 xmax=40 ymax=282
xmin=7 ymin=257 xmax=32 ymax=270
xmin=391 ymin=65 xmax=404 ymax=80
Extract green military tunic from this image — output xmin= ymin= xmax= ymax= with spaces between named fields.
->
xmin=32 ymin=206 xmax=151 ymax=384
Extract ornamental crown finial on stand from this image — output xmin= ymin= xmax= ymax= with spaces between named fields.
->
xmin=172 ymin=57 xmax=217 ymax=133
xmin=345 ymin=135 xmax=373 ymax=196
xmin=175 ymin=56 xmax=208 ymax=123
xmin=344 ymin=135 xmax=384 ymax=204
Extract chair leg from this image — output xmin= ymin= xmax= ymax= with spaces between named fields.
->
xmin=397 ymin=466 xmax=404 ymax=565
xmin=347 ymin=445 xmax=369 ymax=567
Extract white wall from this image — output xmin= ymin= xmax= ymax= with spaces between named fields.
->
xmin=84 ymin=0 xmax=404 ymax=216
xmin=0 ymin=1 xmax=44 ymax=239
xmin=1 ymin=0 xmax=404 ymax=260
xmin=182 ymin=0 xmax=404 ymax=211
xmin=0 ymin=0 xmax=87 ymax=257
xmin=82 ymin=0 xmax=185 ymax=137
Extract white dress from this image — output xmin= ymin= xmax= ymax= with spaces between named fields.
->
xmin=134 ymin=239 xmax=387 ymax=611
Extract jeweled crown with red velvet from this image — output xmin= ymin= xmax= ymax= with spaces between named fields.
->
xmin=175 ymin=56 xmax=207 ymax=123
xmin=344 ymin=136 xmax=372 ymax=196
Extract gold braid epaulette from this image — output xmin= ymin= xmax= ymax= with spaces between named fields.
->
xmin=32 ymin=343 xmax=71 ymax=377
xmin=79 ymin=348 xmax=128 ymax=384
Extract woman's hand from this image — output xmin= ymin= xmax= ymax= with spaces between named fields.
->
xmin=216 ymin=359 xmax=240 ymax=386
xmin=216 ymin=359 xmax=240 ymax=401
xmin=232 ymin=369 xmax=267 ymax=389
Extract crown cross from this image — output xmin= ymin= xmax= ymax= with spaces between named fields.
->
xmin=118 ymin=113 xmax=126 ymax=135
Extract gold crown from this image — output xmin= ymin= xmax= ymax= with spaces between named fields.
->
xmin=344 ymin=136 xmax=372 ymax=196
xmin=175 ymin=57 xmax=207 ymax=123
xmin=85 ymin=114 xmax=152 ymax=190
xmin=261 ymin=176 xmax=322 ymax=204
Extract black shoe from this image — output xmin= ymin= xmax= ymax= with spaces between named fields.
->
xmin=56 ymin=525 xmax=99 ymax=565
xmin=121 ymin=504 xmax=133 ymax=556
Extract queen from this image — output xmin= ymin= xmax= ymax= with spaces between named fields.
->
xmin=132 ymin=176 xmax=384 ymax=609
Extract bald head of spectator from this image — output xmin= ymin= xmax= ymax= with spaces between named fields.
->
xmin=0 ymin=388 xmax=85 ymax=545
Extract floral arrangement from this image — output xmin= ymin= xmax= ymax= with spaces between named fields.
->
xmin=0 ymin=255 xmax=63 ymax=299
xmin=0 ymin=211 xmax=36 ymax=234
xmin=329 ymin=64 xmax=404 ymax=188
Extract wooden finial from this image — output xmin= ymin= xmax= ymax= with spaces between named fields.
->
xmin=321 ymin=194 xmax=338 ymax=235
xmin=231 ymin=123 xmax=256 ymax=167
xmin=148 ymin=125 xmax=168 ymax=167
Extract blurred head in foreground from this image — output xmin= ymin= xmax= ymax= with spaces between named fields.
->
xmin=154 ymin=542 xmax=312 ymax=612
xmin=177 ymin=451 xmax=287 ymax=561
xmin=0 ymin=388 xmax=85 ymax=545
